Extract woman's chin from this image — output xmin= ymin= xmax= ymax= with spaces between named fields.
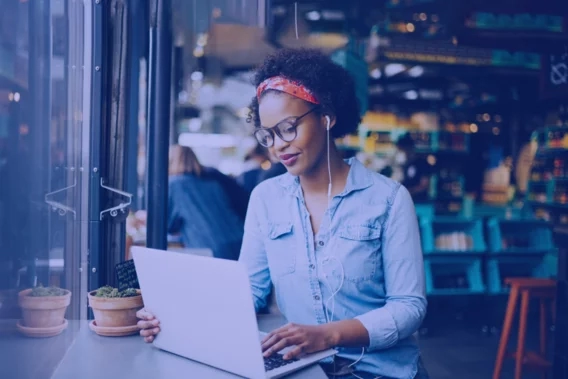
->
xmin=283 ymin=165 xmax=304 ymax=177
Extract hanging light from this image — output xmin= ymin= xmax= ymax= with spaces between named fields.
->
xmin=408 ymin=66 xmax=424 ymax=77
xmin=385 ymin=63 xmax=405 ymax=77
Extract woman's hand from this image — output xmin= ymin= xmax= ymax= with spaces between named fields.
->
xmin=137 ymin=308 xmax=160 ymax=343
xmin=261 ymin=323 xmax=338 ymax=360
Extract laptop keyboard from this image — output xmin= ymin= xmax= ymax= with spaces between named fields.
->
xmin=264 ymin=353 xmax=299 ymax=371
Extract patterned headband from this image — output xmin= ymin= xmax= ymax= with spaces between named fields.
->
xmin=256 ymin=76 xmax=319 ymax=104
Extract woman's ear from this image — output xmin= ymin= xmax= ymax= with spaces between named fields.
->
xmin=322 ymin=114 xmax=336 ymax=130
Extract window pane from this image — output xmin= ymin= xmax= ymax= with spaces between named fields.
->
xmin=0 ymin=0 xmax=90 ymax=377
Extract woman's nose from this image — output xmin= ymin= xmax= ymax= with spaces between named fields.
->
xmin=272 ymin=134 xmax=290 ymax=151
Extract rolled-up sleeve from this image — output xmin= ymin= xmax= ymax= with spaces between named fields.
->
xmin=355 ymin=185 xmax=427 ymax=351
xmin=238 ymin=187 xmax=272 ymax=312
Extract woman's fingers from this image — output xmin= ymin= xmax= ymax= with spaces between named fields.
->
xmin=136 ymin=308 xmax=155 ymax=320
xmin=137 ymin=318 xmax=159 ymax=330
xmin=263 ymin=334 xmax=300 ymax=357
xmin=136 ymin=308 xmax=160 ymax=343
xmin=283 ymin=343 xmax=308 ymax=360
xmin=261 ymin=323 xmax=297 ymax=344
xmin=140 ymin=326 xmax=160 ymax=337
xmin=261 ymin=329 xmax=295 ymax=353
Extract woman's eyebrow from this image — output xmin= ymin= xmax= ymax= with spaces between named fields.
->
xmin=260 ymin=116 xmax=294 ymax=129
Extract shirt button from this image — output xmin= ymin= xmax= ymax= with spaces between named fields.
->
xmin=309 ymin=264 xmax=315 ymax=269
xmin=314 ymin=295 xmax=320 ymax=301
xmin=318 ymin=241 xmax=325 ymax=247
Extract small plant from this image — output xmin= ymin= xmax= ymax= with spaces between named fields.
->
xmin=28 ymin=284 xmax=68 ymax=297
xmin=94 ymin=285 xmax=138 ymax=298
xmin=18 ymin=285 xmax=72 ymax=336
xmin=88 ymin=285 xmax=143 ymax=334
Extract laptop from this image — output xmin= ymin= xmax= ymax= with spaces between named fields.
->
xmin=131 ymin=247 xmax=337 ymax=379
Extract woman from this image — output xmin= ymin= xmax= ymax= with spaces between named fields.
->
xmin=139 ymin=49 xmax=429 ymax=379
xmin=167 ymin=144 xmax=246 ymax=260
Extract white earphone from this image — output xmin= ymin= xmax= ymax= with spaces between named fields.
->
xmin=322 ymin=114 xmax=366 ymax=373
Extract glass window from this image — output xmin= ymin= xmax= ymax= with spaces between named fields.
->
xmin=0 ymin=0 xmax=91 ymax=377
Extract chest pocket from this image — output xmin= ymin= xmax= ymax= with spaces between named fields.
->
xmin=265 ymin=222 xmax=297 ymax=278
xmin=336 ymin=225 xmax=382 ymax=282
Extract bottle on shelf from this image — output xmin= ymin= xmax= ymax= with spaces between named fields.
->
xmin=554 ymin=182 xmax=568 ymax=204
xmin=435 ymin=232 xmax=473 ymax=251
xmin=553 ymin=157 xmax=566 ymax=178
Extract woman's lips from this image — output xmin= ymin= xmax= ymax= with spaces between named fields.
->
xmin=279 ymin=153 xmax=299 ymax=166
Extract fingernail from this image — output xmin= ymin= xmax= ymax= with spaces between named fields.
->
xmin=152 ymin=320 xmax=159 ymax=326
xmin=153 ymin=327 xmax=160 ymax=333
xmin=283 ymin=354 xmax=289 ymax=360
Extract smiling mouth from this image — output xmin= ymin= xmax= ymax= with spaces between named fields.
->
xmin=280 ymin=154 xmax=298 ymax=160
xmin=279 ymin=153 xmax=300 ymax=166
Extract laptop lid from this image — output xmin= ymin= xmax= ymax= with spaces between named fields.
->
xmin=132 ymin=247 xmax=266 ymax=379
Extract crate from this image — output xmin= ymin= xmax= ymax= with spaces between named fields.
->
xmin=486 ymin=253 xmax=557 ymax=295
xmin=415 ymin=204 xmax=434 ymax=221
xmin=484 ymin=218 xmax=558 ymax=294
xmin=486 ymin=218 xmax=554 ymax=254
xmin=420 ymin=217 xmax=486 ymax=296
xmin=424 ymin=256 xmax=486 ymax=296
xmin=420 ymin=217 xmax=486 ymax=254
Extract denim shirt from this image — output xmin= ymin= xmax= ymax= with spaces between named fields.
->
xmin=239 ymin=158 xmax=427 ymax=379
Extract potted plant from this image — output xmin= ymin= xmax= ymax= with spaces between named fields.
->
xmin=88 ymin=285 xmax=143 ymax=336
xmin=17 ymin=285 xmax=71 ymax=337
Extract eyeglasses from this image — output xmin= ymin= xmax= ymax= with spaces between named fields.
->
xmin=253 ymin=107 xmax=319 ymax=148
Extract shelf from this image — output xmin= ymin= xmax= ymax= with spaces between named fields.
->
xmin=426 ymin=250 xmax=486 ymax=255
xmin=536 ymin=148 xmax=568 ymax=156
xmin=528 ymin=201 xmax=568 ymax=210
xmin=427 ymin=288 xmax=486 ymax=296
xmin=494 ymin=248 xmax=555 ymax=255
xmin=341 ymin=127 xmax=471 ymax=155
xmin=472 ymin=204 xmax=524 ymax=219
xmin=531 ymin=126 xmax=568 ymax=155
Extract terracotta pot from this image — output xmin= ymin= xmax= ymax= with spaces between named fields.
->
xmin=88 ymin=290 xmax=143 ymax=328
xmin=18 ymin=289 xmax=71 ymax=328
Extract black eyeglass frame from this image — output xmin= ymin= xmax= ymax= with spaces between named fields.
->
xmin=253 ymin=106 xmax=320 ymax=148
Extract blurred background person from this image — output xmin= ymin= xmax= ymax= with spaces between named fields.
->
xmin=237 ymin=143 xmax=271 ymax=195
xmin=167 ymin=144 xmax=245 ymax=260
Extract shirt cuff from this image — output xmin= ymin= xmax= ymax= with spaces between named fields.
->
xmin=355 ymin=307 xmax=399 ymax=351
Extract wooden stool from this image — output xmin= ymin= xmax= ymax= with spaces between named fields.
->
xmin=493 ymin=278 xmax=557 ymax=379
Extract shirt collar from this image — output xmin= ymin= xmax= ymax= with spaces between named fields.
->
xmin=277 ymin=157 xmax=373 ymax=198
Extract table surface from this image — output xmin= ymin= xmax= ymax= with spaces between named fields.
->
xmin=0 ymin=315 xmax=328 ymax=379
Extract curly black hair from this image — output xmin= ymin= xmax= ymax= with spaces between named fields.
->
xmin=247 ymin=48 xmax=361 ymax=139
